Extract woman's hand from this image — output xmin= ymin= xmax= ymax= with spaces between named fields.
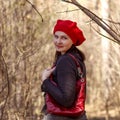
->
xmin=41 ymin=67 xmax=56 ymax=81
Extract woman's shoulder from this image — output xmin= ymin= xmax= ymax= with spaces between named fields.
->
xmin=56 ymin=54 xmax=77 ymax=67
xmin=57 ymin=54 xmax=73 ymax=62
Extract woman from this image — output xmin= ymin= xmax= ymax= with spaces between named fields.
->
xmin=41 ymin=19 xmax=87 ymax=120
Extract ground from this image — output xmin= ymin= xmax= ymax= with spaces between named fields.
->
xmin=86 ymin=104 xmax=120 ymax=120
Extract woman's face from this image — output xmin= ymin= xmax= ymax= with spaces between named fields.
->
xmin=53 ymin=31 xmax=73 ymax=54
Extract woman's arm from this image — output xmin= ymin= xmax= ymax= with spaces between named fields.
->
xmin=41 ymin=55 xmax=78 ymax=107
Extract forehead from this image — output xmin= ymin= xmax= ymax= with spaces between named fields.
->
xmin=54 ymin=31 xmax=69 ymax=37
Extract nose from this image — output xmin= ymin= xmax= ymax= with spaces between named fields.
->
xmin=56 ymin=38 xmax=62 ymax=44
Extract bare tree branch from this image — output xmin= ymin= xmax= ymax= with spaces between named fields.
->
xmin=56 ymin=8 xmax=80 ymax=13
xmin=62 ymin=0 xmax=120 ymax=45
xmin=91 ymin=25 xmax=118 ymax=43
xmin=26 ymin=0 xmax=43 ymax=22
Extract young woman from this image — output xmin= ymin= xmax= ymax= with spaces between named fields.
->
xmin=41 ymin=19 xmax=87 ymax=120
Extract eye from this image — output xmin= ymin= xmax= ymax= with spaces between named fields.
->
xmin=54 ymin=34 xmax=58 ymax=39
xmin=61 ymin=36 xmax=67 ymax=40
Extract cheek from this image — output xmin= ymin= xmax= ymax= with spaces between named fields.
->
xmin=53 ymin=39 xmax=56 ymax=44
xmin=66 ymin=41 xmax=73 ymax=47
xmin=67 ymin=44 xmax=73 ymax=49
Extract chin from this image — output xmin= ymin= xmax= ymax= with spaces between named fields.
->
xmin=56 ymin=48 xmax=62 ymax=52
xmin=56 ymin=50 xmax=62 ymax=53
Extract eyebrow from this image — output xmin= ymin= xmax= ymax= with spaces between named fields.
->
xmin=54 ymin=34 xmax=68 ymax=38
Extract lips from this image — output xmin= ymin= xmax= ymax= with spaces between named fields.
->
xmin=56 ymin=45 xmax=63 ymax=48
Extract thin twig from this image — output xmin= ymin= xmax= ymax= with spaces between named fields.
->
xmin=26 ymin=0 xmax=43 ymax=22
xmin=56 ymin=8 xmax=80 ymax=13
xmin=91 ymin=25 xmax=120 ymax=45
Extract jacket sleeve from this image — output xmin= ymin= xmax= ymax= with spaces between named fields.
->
xmin=41 ymin=55 xmax=78 ymax=107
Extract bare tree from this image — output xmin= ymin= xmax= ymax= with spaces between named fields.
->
xmin=100 ymin=1 xmax=111 ymax=120
xmin=0 ymin=0 xmax=120 ymax=119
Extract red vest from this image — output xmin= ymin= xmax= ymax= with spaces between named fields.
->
xmin=46 ymin=54 xmax=86 ymax=117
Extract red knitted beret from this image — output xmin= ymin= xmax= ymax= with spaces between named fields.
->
xmin=53 ymin=19 xmax=86 ymax=46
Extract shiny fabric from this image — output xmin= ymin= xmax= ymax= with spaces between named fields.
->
xmin=41 ymin=50 xmax=87 ymax=120
xmin=46 ymin=54 xmax=86 ymax=117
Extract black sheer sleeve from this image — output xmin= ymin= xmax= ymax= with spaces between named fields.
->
xmin=41 ymin=55 xmax=78 ymax=107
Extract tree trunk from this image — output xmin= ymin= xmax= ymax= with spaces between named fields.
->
xmin=100 ymin=0 xmax=111 ymax=120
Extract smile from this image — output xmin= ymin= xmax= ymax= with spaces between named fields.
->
xmin=56 ymin=45 xmax=63 ymax=48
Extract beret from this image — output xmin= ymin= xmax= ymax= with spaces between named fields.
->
xmin=53 ymin=19 xmax=86 ymax=46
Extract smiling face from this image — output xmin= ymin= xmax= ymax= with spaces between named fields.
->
xmin=53 ymin=31 xmax=73 ymax=54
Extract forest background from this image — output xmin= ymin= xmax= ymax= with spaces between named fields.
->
xmin=0 ymin=0 xmax=120 ymax=120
